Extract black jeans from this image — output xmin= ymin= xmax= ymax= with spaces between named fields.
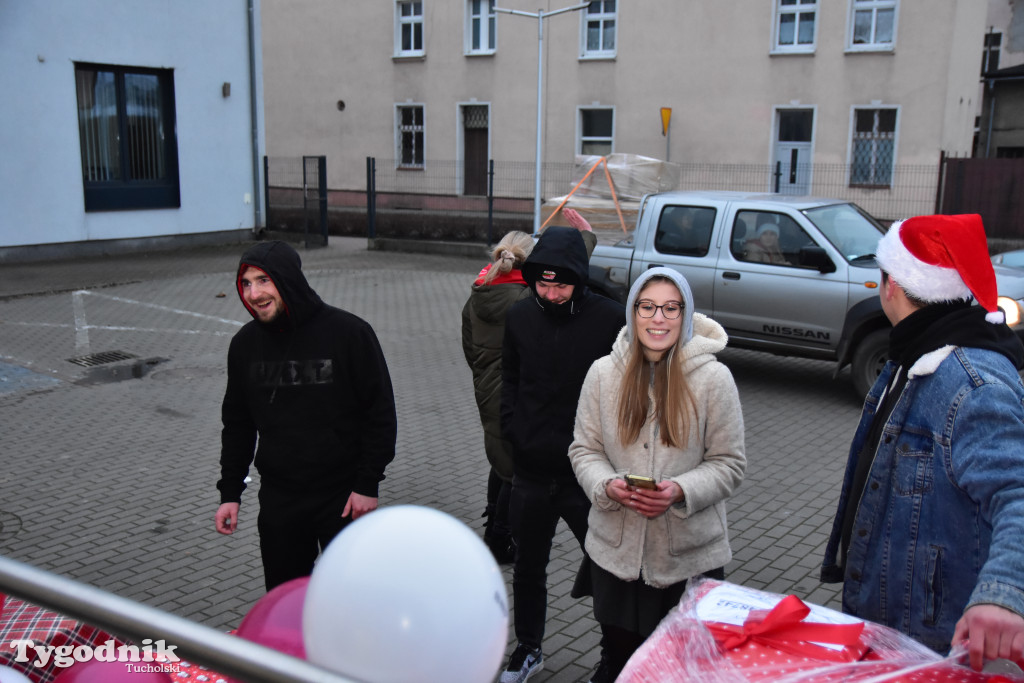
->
xmin=257 ymin=485 xmax=350 ymax=591
xmin=509 ymin=474 xmax=591 ymax=649
xmin=485 ymin=467 xmax=512 ymax=540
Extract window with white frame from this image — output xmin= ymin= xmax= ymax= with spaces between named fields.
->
xmin=774 ymin=0 xmax=817 ymax=53
xmin=578 ymin=107 xmax=614 ymax=155
xmin=850 ymin=107 xmax=897 ymax=187
xmin=395 ymin=1 xmax=424 ymax=57
xmin=397 ymin=105 xmax=425 ymax=168
xmin=466 ymin=0 xmax=496 ymax=54
xmin=848 ymin=0 xmax=897 ymax=51
xmin=581 ymin=1 xmax=616 ymax=58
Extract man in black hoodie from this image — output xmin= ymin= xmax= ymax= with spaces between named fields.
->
xmin=214 ymin=241 xmax=397 ymax=591
xmin=499 ymin=226 xmax=625 ymax=683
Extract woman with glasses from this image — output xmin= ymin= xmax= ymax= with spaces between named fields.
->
xmin=568 ymin=266 xmax=746 ymax=683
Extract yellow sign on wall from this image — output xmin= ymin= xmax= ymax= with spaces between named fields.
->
xmin=660 ymin=107 xmax=672 ymax=136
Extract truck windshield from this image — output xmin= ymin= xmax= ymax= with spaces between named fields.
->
xmin=802 ymin=203 xmax=886 ymax=264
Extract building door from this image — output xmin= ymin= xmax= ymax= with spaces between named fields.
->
xmin=773 ymin=109 xmax=813 ymax=195
xmin=462 ymin=105 xmax=488 ymax=196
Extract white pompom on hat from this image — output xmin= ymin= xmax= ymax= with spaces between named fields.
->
xmin=875 ymin=213 xmax=1003 ymax=323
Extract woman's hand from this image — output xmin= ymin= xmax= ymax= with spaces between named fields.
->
xmin=605 ymin=478 xmax=633 ymax=506
xmin=628 ymin=481 xmax=684 ymax=519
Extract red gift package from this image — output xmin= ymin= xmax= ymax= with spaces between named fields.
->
xmin=0 ymin=595 xmax=127 ymax=683
xmin=617 ymin=579 xmax=1024 ymax=683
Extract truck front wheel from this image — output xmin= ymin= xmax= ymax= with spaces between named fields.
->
xmin=851 ymin=329 xmax=890 ymax=397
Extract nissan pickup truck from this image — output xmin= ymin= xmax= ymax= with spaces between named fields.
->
xmin=585 ymin=190 xmax=1024 ymax=396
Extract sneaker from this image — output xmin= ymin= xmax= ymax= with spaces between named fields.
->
xmin=588 ymin=654 xmax=617 ymax=683
xmin=499 ymin=643 xmax=543 ymax=683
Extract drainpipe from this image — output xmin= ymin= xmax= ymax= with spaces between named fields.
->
xmin=247 ymin=0 xmax=263 ymax=232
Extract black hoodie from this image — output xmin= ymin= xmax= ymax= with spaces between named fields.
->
xmin=218 ymin=241 xmax=397 ymax=503
xmin=501 ymin=227 xmax=626 ymax=480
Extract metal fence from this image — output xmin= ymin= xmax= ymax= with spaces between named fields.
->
xmin=265 ymin=156 xmax=948 ymax=244
xmin=675 ymin=162 xmax=940 ymax=222
xmin=263 ymin=156 xmax=328 ymax=247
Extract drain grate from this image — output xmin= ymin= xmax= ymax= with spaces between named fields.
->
xmin=66 ymin=350 xmax=139 ymax=367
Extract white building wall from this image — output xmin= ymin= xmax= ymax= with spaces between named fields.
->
xmin=0 ymin=0 xmax=264 ymax=250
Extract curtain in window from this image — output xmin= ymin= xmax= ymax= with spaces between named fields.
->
xmin=124 ymin=73 xmax=165 ymax=181
xmin=76 ymin=69 xmax=166 ymax=183
xmin=76 ymin=69 xmax=119 ymax=182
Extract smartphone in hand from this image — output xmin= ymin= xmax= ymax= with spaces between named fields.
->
xmin=624 ymin=474 xmax=657 ymax=490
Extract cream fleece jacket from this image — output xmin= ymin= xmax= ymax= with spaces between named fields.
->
xmin=568 ymin=313 xmax=746 ymax=588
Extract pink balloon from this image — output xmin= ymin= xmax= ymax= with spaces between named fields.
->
xmin=236 ymin=577 xmax=309 ymax=659
xmin=52 ymin=658 xmax=172 ymax=683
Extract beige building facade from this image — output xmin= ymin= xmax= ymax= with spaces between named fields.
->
xmin=262 ymin=1 xmax=987 ymax=202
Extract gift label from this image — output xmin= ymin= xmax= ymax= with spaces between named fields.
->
xmin=696 ymin=583 xmax=863 ymax=652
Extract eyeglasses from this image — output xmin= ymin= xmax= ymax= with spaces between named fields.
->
xmin=634 ymin=300 xmax=683 ymax=319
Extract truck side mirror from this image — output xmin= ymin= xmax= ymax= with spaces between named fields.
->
xmin=800 ymin=245 xmax=836 ymax=274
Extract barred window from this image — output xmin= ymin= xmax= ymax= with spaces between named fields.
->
xmin=851 ymin=108 xmax=897 ymax=187
xmin=397 ymin=105 xmax=425 ymax=168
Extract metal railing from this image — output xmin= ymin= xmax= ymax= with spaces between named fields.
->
xmin=265 ymin=156 xmax=949 ymax=243
xmin=0 ymin=555 xmax=357 ymax=683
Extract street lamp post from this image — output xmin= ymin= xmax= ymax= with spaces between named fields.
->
xmin=494 ymin=3 xmax=591 ymax=235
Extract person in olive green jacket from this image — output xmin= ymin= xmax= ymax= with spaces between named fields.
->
xmin=461 ymin=211 xmax=598 ymax=565
xmin=462 ymin=229 xmax=535 ymax=563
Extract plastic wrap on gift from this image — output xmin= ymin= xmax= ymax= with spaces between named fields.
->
xmin=617 ymin=579 xmax=1024 ymax=683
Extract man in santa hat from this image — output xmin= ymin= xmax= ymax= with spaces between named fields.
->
xmin=821 ymin=214 xmax=1024 ymax=670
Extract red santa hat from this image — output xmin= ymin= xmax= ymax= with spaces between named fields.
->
xmin=875 ymin=213 xmax=1003 ymax=323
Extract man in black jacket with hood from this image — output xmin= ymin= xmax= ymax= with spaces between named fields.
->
xmin=214 ymin=241 xmax=397 ymax=591
xmin=499 ymin=226 xmax=625 ymax=683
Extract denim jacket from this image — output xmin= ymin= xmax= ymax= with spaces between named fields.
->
xmin=821 ymin=345 xmax=1024 ymax=653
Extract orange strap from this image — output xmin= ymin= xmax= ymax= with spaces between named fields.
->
xmin=539 ymin=156 xmax=628 ymax=234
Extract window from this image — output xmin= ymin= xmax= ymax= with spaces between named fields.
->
xmin=466 ymin=0 xmax=496 ymax=54
xmin=396 ymin=105 xmax=425 ymax=168
xmin=982 ymin=32 xmax=1001 ymax=74
xmin=848 ymin=0 xmax=897 ymax=51
xmin=395 ymin=1 xmax=424 ymax=57
xmin=578 ymin=107 xmax=614 ymax=155
xmin=581 ymin=1 xmax=616 ymax=58
xmin=654 ymin=206 xmax=716 ymax=257
xmin=731 ymin=212 xmax=812 ymax=267
xmin=74 ymin=63 xmax=180 ymax=212
xmin=850 ymin=107 xmax=897 ymax=187
xmin=774 ymin=0 xmax=817 ymax=53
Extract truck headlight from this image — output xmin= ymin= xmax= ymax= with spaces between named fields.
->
xmin=997 ymin=296 xmax=1023 ymax=327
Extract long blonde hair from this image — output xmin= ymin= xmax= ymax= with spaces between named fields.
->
xmin=617 ymin=277 xmax=695 ymax=448
xmin=481 ymin=231 xmax=534 ymax=284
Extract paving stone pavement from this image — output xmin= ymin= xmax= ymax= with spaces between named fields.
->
xmin=0 ymin=237 xmax=866 ymax=682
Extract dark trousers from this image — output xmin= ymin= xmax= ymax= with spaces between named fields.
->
xmin=509 ymin=474 xmax=591 ymax=649
xmin=484 ymin=468 xmax=512 ymax=540
xmin=257 ymin=485 xmax=350 ymax=591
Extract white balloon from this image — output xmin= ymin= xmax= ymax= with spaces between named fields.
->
xmin=0 ymin=667 xmax=33 ymax=683
xmin=302 ymin=505 xmax=509 ymax=683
